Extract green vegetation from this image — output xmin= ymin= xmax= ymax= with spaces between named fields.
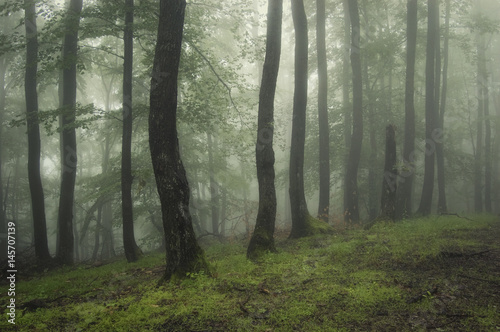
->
xmin=1 ymin=215 xmax=499 ymax=331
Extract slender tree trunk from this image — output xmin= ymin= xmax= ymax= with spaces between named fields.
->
xmin=342 ymin=0 xmax=352 ymax=152
xmin=396 ymin=0 xmax=417 ymax=220
xmin=289 ymin=0 xmax=312 ymax=238
xmin=149 ymin=0 xmax=209 ymax=282
xmin=344 ymin=0 xmax=363 ymax=224
xmin=56 ymin=0 xmax=83 ymax=265
xmin=24 ymin=0 xmax=51 ymax=263
xmin=482 ymin=49 xmax=492 ymax=213
xmin=380 ymin=125 xmax=397 ymax=220
xmin=122 ymin=0 xmax=140 ymax=262
xmin=436 ymin=0 xmax=449 ymax=214
xmin=316 ymin=0 xmax=330 ymax=222
xmin=474 ymin=37 xmax=485 ymax=213
xmin=247 ymin=0 xmax=281 ymax=260
xmin=417 ymin=0 xmax=437 ymax=216
xmin=206 ymin=132 xmax=219 ymax=235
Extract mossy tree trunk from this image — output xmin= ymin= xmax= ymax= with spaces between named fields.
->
xmin=247 ymin=0 xmax=282 ymax=260
xmin=149 ymin=0 xmax=209 ymax=282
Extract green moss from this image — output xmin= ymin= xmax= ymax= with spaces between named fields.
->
xmin=303 ymin=215 xmax=334 ymax=236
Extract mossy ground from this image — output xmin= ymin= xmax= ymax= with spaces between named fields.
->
xmin=1 ymin=215 xmax=499 ymax=331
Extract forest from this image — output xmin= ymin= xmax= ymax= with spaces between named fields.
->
xmin=0 ymin=0 xmax=499 ymax=330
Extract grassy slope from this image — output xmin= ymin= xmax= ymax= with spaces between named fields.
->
xmin=1 ymin=215 xmax=499 ymax=331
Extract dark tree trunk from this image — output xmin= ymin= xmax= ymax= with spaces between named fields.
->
xmin=24 ymin=0 xmax=51 ymax=263
xmin=206 ymin=132 xmax=219 ymax=235
xmin=344 ymin=0 xmax=363 ymax=224
xmin=417 ymin=0 xmax=437 ymax=216
xmin=396 ymin=0 xmax=417 ymax=220
xmin=0 ymin=57 xmax=6 ymax=261
xmin=474 ymin=37 xmax=485 ymax=213
xmin=122 ymin=0 xmax=140 ymax=263
xmin=149 ymin=0 xmax=209 ymax=282
xmin=247 ymin=0 xmax=281 ymax=260
xmin=56 ymin=0 xmax=82 ymax=265
xmin=289 ymin=0 xmax=312 ymax=238
xmin=316 ymin=0 xmax=330 ymax=222
xmin=380 ymin=125 xmax=397 ymax=221
xmin=436 ymin=0 xmax=449 ymax=214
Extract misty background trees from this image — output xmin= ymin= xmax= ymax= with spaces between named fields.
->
xmin=0 ymin=0 xmax=499 ymax=268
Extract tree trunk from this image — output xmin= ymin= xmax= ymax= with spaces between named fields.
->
xmin=56 ymin=0 xmax=83 ymax=265
xmin=436 ymin=0 xmax=449 ymax=214
xmin=474 ymin=36 xmax=485 ymax=213
xmin=0 ymin=57 xmax=6 ymax=261
xmin=149 ymin=0 xmax=209 ymax=282
xmin=207 ymin=132 xmax=219 ymax=235
xmin=122 ymin=0 xmax=140 ymax=263
xmin=344 ymin=0 xmax=363 ymax=224
xmin=417 ymin=0 xmax=437 ymax=216
xmin=479 ymin=39 xmax=492 ymax=213
xmin=342 ymin=0 xmax=352 ymax=152
xmin=316 ymin=0 xmax=330 ymax=222
xmin=247 ymin=0 xmax=281 ymax=260
xmin=24 ymin=0 xmax=51 ymax=263
xmin=396 ymin=0 xmax=417 ymax=220
xmin=289 ymin=0 xmax=312 ymax=238
xmin=380 ymin=125 xmax=397 ymax=221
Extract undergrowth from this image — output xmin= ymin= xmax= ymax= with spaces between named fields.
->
xmin=1 ymin=215 xmax=499 ymax=331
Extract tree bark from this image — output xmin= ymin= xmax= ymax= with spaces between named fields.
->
xmin=122 ymin=0 xmax=140 ymax=263
xmin=474 ymin=36 xmax=485 ymax=213
xmin=24 ymin=0 xmax=51 ymax=263
xmin=56 ymin=0 xmax=83 ymax=265
xmin=479 ymin=38 xmax=492 ymax=213
xmin=436 ymin=0 xmax=449 ymax=214
xmin=396 ymin=0 xmax=417 ymax=220
xmin=344 ymin=0 xmax=363 ymax=224
xmin=342 ymin=0 xmax=352 ymax=153
xmin=247 ymin=0 xmax=281 ymax=260
xmin=380 ymin=125 xmax=397 ymax=220
xmin=0 ymin=57 xmax=6 ymax=261
xmin=149 ymin=0 xmax=209 ymax=282
xmin=316 ymin=0 xmax=330 ymax=222
xmin=417 ymin=0 xmax=437 ymax=216
xmin=289 ymin=0 xmax=312 ymax=238
xmin=206 ymin=132 xmax=219 ymax=235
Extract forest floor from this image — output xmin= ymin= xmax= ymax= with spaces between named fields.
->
xmin=1 ymin=215 xmax=499 ymax=331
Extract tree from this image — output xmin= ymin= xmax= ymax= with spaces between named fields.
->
xmin=474 ymin=36 xmax=485 ymax=213
xmin=396 ymin=0 xmax=417 ymax=220
xmin=316 ymin=0 xmax=330 ymax=222
xmin=436 ymin=0 xmax=450 ymax=214
xmin=56 ymin=0 xmax=83 ymax=265
xmin=379 ymin=125 xmax=397 ymax=221
xmin=247 ymin=0 xmax=282 ymax=260
xmin=122 ymin=0 xmax=141 ymax=263
xmin=416 ymin=0 xmax=437 ymax=216
xmin=343 ymin=0 xmax=363 ymax=224
xmin=149 ymin=0 xmax=210 ymax=281
xmin=24 ymin=0 xmax=51 ymax=263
